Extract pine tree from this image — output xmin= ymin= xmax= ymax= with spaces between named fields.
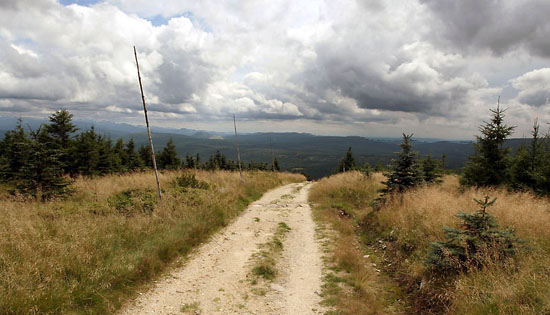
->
xmin=426 ymin=196 xmax=522 ymax=273
xmin=184 ymin=153 xmax=195 ymax=169
xmin=421 ymin=154 xmax=443 ymax=184
xmin=461 ymin=103 xmax=515 ymax=187
xmin=195 ymin=153 xmax=201 ymax=169
xmin=510 ymin=146 xmax=533 ymax=190
xmin=0 ymin=119 xmax=30 ymax=180
xmin=381 ymin=134 xmax=423 ymax=194
xmin=124 ymin=138 xmax=143 ymax=171
xmin=528 ymin=122 xmax=550 ymax=195
xmin=71 ymin=127 xmax=101 ymax=176
xmin=16 ymin=127 xmax=72 ymax=200
xmin=337 ymin=147 xmax=356 ymax=173
xmin=113 ymin=138 xmax=127 ymax=172
xmin=44 ymin=109 xmax=78 ymax=173
xmin=138 ymin=145 xmax=153 ymax=168
xmin=97 ymin=136 xmax=115 ymax=175
xmin=157 ymin=138 xmax=181 ymax=169
xmin=214 ymin=150 xmax=227 ymax=170
xmin=272 ymin=157 xmax=280 ymax=171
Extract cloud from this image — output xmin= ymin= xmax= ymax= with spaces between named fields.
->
xmin=0 ymin=0 xmax=549 ymax=139
xmin=421 ymin=0 xmax=550 ymax=57
xmin=511 ymin=68 xmax=550 ymax=107
xmin=0 ymin=0 xmax=215 ymax=118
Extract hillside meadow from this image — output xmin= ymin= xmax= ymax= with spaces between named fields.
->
xmin=310 ymin=171 xmax=550 ymax=314
xmin=0 ymin=170 xmax=304 ymax=314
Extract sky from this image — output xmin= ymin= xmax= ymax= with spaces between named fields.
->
xmin=1 ymin=0 xmax=550 ymax=139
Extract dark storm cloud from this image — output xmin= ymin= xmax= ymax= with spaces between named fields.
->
xmin=295 ymin=26 xmax=481 ymax=117
xmin=421 ymin=0 xmax=550 ymax=57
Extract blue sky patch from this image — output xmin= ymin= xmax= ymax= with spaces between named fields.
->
xmin=59 ymin=0 xmax=101 ymax=6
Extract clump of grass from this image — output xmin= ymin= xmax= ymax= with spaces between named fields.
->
xmin=252 ymin=263 xmax=277 ymax=280
xmin=250 ymin=222 xmax=292 ymax=282
xmin=181 ymin=301 xmax=200 ymax=313
xmin=0 ymin=170 xmax=304 ymax=314
xmin=174 ymin=173 xmax=209 ymax=191
xmin=108 ymin=188 xmax=156 ymax=216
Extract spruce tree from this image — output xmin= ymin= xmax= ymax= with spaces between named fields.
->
xmin=97 ymin=136 xmax=115 ymax=175
xmin=509 ymin=119 xmax=550 ymax=194
xmin=1 ymin=119 xmax=30 ymax=180
xmin=461 ymin=104 xmax=515 ymax=187
xmin=44 ymin=109 xmax=78 ymax=173
xmin=124 ymin=138 xmax=143 ymax=171
xmin=16 ymin=127 xmax=72 ymax=200
xmin=185 ymin=153 xmax=195 ymax=169
xmin=195 ymin=153 xmax=201 ymax=169
xmin=71 ymin=127 xmax=101 ymax=176
xmin=337 ymin=147 xmax=356 ymax=173
xmin=113 ymin=138 xmax=127 ymax=172
xmin=426 ymin=196 xmax=522 ymax=273
xmin=272 ymin=157 xmax=280 ymax=171
xmin=381 ymin=134 xmax=423 ymax=194
xmin=421 ymin=154 xmax=443 ymax=184
xmin=157 ymin=138 xmax=181 ymax=169
xmin=213 ymin=150 xmax=227 ymax=170
xmin=138 ymin=145 xmax=153 ymax=168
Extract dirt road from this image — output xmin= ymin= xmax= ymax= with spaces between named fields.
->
xmin=120 ymin=182 xmax=324 ymax=314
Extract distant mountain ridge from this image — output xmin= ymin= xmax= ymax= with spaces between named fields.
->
xmin=0 ymin=115 xmax=532 ymax=179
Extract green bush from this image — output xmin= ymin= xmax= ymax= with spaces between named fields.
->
xmin=108 ymin=189 xmax=156 ymax=216
xmin=174 ymin=173 xmax=210 ymax=191
xmin=426 ymin=196 xmax=523 ymax=273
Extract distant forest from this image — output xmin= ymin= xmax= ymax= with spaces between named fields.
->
xmin=0 ymin=110 xmax=279 ymax=199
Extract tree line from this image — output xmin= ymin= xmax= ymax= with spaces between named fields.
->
xmin=337 ymin=104 xmax=550 ymax=196
xmin=336 ymin=143 xmax=444 ymax=188
xmin=0 ymin=110 xmax=280 ymax=200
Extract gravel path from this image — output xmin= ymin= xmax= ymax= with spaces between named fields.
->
xmin=120 ymin=182 xmax=324 ymax=315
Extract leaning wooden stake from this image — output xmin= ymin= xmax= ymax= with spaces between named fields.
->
xmin=270 ymin=137 xmax=275 ymax=171
xmin=134 ymin=46 xmax=162 ymax=200
xmin=233 ymin=113 xmax=243 ymax=181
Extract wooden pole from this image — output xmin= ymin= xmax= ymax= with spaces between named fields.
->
xmin=233 ymin=114 xmax=243 ymax=180
xmin=134 ymin=46 xmax=162 ymax=200
xmin=270 ymin=137 xmax=275 ymax=171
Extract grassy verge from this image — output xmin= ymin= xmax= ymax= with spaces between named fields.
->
xmin=311 ymin=171 xmax=550 ymax=314
xmin=309 ymin=171 xmax=405 ymax=314
xmin=0 ymin=170 xmax=304 ymax=314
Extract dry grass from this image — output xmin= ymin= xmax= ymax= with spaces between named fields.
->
xmin=316 ymin=172 xmax=550 ymax=314
xmin=386 ymin=177 xmax=550 ymax=314
xmin=0 ymin=170 xmax=304 ymax=314
xmin=309 ymin=171 xmax=405 ymax=314
xmin=311 ymin=173 xmax=550 ymax=314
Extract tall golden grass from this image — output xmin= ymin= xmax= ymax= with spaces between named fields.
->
xmin=311 ymin=171 xmax=550 ymax=314
xmin=0 ymin=170 xmax=304 ymax=314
